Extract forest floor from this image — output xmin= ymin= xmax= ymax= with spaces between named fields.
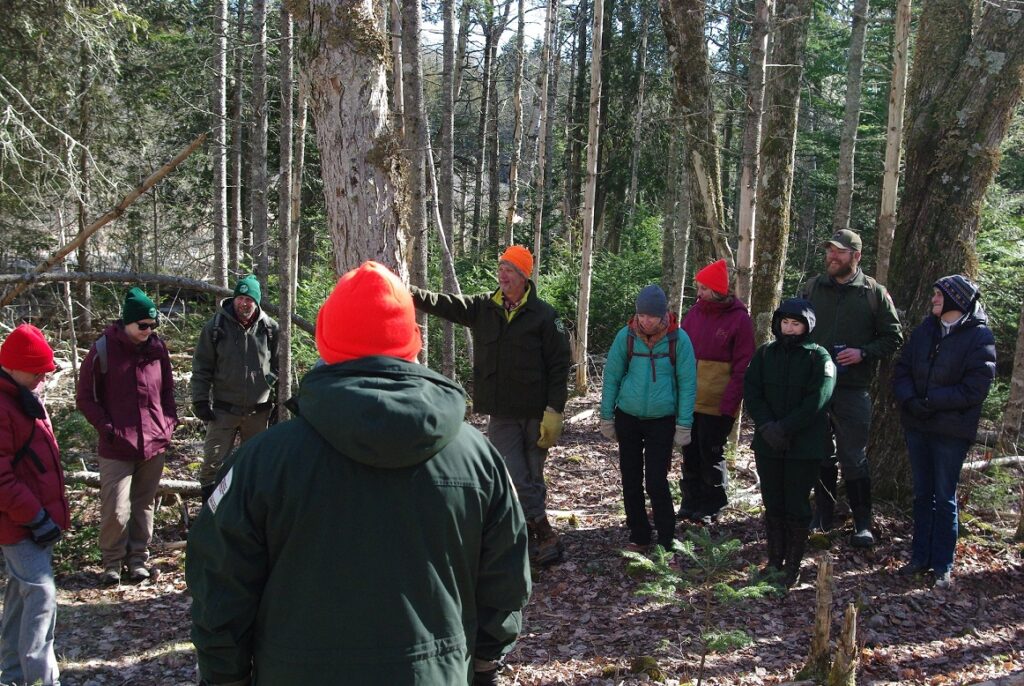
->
xmin=8 ymin=383 xmax=1024 ymax=686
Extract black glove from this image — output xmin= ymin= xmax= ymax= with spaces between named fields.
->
xmin=193 ymin=402 xmax=216 ymax=422
xmin=759 ymin=422 xmax=788 ymax=451
xmin=24 ymin=508 xmax=61 ymax=547
xmin=905 ymin=398 xmax=934 ymax=420
xmin=472 ymin=667 xmax=499 ymax=686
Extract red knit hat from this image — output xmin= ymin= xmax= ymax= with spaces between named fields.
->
xmin=0 ymin=324 xmax=56 ymax=374
xmin=316 ymin=261 xmax=422 ymax=364
xmin=695 ymin=259 xmax=729 ymax=296
xmin=499 ymin=245 xmax=533 ymax=279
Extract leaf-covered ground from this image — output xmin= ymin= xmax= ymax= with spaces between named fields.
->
xmin=7 ymin=390 xmax=1024 ymax=685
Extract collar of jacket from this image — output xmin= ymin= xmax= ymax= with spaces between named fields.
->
xmin=491 ymin=281 xmax=536 ymax=319
xmin=825 ymin=268 xmax=869 ymax=290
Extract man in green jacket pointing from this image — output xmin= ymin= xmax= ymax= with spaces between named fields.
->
xmin=411 ymin=245 xmax=572 ymax=566
xmin=187 ymin=262 xmax=531 ymax=686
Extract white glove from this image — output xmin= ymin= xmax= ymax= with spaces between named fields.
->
xmin=674 ymin=426 xmax=692 ymax=447
xmin=599 ymin=419 xmax=617 ymax=441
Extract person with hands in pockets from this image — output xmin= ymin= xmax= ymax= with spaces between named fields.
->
xmin=744 ymin=298 xmax=835 ymax=588
xmin=0 ymin=324 xmax=70 ymax=686
xmin=600 ymin=285 xmax=696 ymax=553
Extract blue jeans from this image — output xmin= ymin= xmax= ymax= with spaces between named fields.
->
xmin=904 ymin=428 xmax=970 ymax=575
xmin=1 ymin=539 xmax=61 ymax=685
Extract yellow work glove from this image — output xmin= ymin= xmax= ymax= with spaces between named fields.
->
xmin=536 ymin=409 xmax=564 ymax=449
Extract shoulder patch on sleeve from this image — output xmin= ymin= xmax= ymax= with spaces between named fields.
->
xmin=824 ymin=359 xmax=836 ymax=378
xmin=207 ymin=467 xmax=234 ymax=514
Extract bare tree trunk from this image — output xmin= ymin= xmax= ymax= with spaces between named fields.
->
xmin=212 ymin=0 xmax=229 ymax=288
xmin=662 ymin=119 xmax=692 ymax=320
xmin=287 ymin=0 xmax=409 ymax=276
xmin=748 ymin=0 xmax=814 ymax=345
xmin=453 ymin=0 xmax=471 ymax=101
xmin=532 ymin=0 xmax=557 ymax=273
xmin=734 ymin=0 xmax=771 ymax=304
xmin=471 ymin=27 xmax=493 ymax=255
xmin=624 ymin=4 xmax=649 ymax=233
xmin=657 ymin=0 xmax=732 ymax=268
xmin=504 ymin=0 xmax=526 ymax=245
xmin=250 ymin=0 xmax=269 ymax=279
xmin=875 ymin=0 xmax=911 ymax=285
xmin=391 ymin=0 xmax=405 ymax=137
xmin=999 ymin=301 xmax=1024 ymax=453
xmin=575 ymin=0 xmax=604 ymax=394
xmin=565 ymin=0 xmax=589 ymax=226
xmin=441 ymin=0 xmax=458 ymax=377
xmin=75 ymin=42 xmax=92 ymax=339
xmin=291 ymin=82 xmax=308 ymax=285
xmin=228 ymin=0 xmax=246 ymax=275
xmin=485 ymin=1 xmax=512 ymax=251
xmin=402 ymin=0 xmax=430 ymax=362
xmin=277 ymin=7 xmax=294 ymax=419
xmin=832 ymin=0 xmax=870 ymax=233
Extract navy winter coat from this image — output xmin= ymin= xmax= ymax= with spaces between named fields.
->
xmin=892 ymin=311 xmax=996 ymax=442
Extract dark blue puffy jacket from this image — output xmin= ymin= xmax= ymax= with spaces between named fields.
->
xmin=892 ymin=310 xmax=996 ymax=441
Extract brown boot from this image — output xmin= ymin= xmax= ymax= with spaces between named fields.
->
xmin=532 ymin=516 xmax=564 ymax=566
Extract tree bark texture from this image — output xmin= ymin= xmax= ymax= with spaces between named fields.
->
xmin=441 ymin=0 xmax=457 ymax=377
xmin=832 ymin=0 xmax=870 ymax=233
xmin=250 ymin=0 xmax=269 ymax=279
xmin=624 ymin=4 xmax=649 ymax=234
xmin=228 ymin=0 xmax=246 ymax=275
xmin=471 ymin=26 xmax=493 ymax=254
xmin=748 ymin=0 xmax=814 ymax=345
xmin=1000 ymin=301 xmax=1024 ymax=453
xmin=826 ymin=603 xmax=858 ymax=686
xmin=801 ymin=553 xmax=834 ymax=680
xmin=734 ymin=0 xmax=771 ymax=305
xmin=875 ymin=0 xmax=912 ymax=285
xmin=532 ymin=0 xmax=557 ymax=273
xmin=390 ymin=0 xmax=405 ymax=138
xmin=504 ymin=0 xmax=526 ymax=245
xmin=288 ymin=0 xmax=409 ymax=278
xmin=212 ymin=0 xmax=229 ymax=288
xmin=278 ymin=7 xmax=295 ymax=417
xmin=75 ymin=41 xmax=93 ymax=339
xmin=869 ymin=0 xmax=1024 ymax=499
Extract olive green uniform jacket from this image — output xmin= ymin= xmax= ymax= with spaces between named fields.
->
xmin=411 ymin=283 xmax=570 ymax=418
xmin=799 ymin=270 xmax=902 ymax=389
xmin=187 ymin=357 xmax=531 ymax=685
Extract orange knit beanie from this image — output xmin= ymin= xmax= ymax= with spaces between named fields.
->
xmin=499 ymin=245 xmax=533 ymax=279
xmin=315 ymin=261 xmax=422 ymax=364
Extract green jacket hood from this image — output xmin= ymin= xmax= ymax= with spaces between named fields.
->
xmin=294 ymin=356 xmax=467 ymax=469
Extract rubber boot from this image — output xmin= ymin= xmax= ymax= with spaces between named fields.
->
xmin=848 ymin=478 xmax=875 ymax=548
xmin=783 ymin=523 xmax=809 ymax=588
xmin=759 ymin=515 xmax=786 ymax=578
xmin=532 ymin=515 xmax=564 ymax=566
xmin=810 ymin=462 xmax=838 ymax=533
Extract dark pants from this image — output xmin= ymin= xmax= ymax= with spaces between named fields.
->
xmin=755 ymin=453 xmax=820 ymax=527
xmin=905 ymin=428 xmax=970 ymax=575
xmin=815 ymin=385 xmax=872 ymax=510
xmin=680 ymin=413 xmax=734 ymax=515
xmin=615 ymin=411 xmax=676 ymax=548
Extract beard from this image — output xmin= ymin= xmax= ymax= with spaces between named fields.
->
xmin=826 ymin=258 xmax=856 ymax=280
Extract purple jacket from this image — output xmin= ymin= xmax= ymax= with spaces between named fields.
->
xmin=76 ymin=323 xmax=178 ymax=461
xmin=681 ymin=297 xmax=755 ymax=417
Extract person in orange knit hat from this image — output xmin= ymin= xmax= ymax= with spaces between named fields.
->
xmin=188 ymin=261 xmax=530 ymax=686
xmin=410 ymin=246 xmax=572 ymax=567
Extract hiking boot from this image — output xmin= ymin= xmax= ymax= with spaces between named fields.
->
xmin=897 ymin=561 xmax=928 ymax=577
xmin=128 ymin=564 xmax=151 ymax=582
xmin=676 ymin=478 xmax=697 ymax=521
xmin=760 ymin=515 xmax=786 ymax=577
xmin=99 ymin=566 xmax=121 ymax=586
xmin=847 ymin=478 xmax=875 ymax=548
xmin=532 ymin=516 xmax=564 ymax=566
xmin=782 ymin=523 xmax=808 ymax=588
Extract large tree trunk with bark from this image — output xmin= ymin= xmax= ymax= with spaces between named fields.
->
xmin=748 ymin=0 xmax=814 ymax=344
xmin=657 ymin=0 xmax=732 ymax=270
xmin=250 ymin=0 xmax=269 ymax=279
xmin=832 ymin=0 xmax=870 ymax=233
xmin=212 ymin=0 xmax=229 ymax=288
xmin=287 ymin=0 xmax=409 ymax=276
xmin=869 ymin=0 xmax=1024 ymax=500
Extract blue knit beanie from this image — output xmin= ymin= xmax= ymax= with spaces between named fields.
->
xmin=934 ymin=274 xmax=979 ymax=315
xmin=635 ymin=285 xmax=668 ymax=316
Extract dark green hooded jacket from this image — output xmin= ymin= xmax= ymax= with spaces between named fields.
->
xmin=187 ymin=357 xmax=531 ymax=685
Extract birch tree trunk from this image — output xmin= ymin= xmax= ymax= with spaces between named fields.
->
xmin=832 ymin=0 xmax=870 ymax=233
xmin=624 ymin=4 xmax=649 ymax=233
xmin=291 ymin=83 xmax=307 ymax=285
xmin=575 ymin=0 xmax=604 ymax=394
xmin=402 ymin=0 xmax=430 ymax=361
xmin=212 ymin=0 xmax=229 ymax=288
xmin=869 ymin=0 xmax=1024 ymax=499
xmin=565 ymin=1 xmax=589 ymax=226
xmin=441 ymin=0 xmax=458 ymax=377
xmin=532 ymin=0 xmax=557 ymax=273
xmin=734 ymin=0 xmax=771 ymax=304
xmin=485 ymin=1 xmax=512 ymax=250
xmin=277 ymin=7 xmax=294 ymax=419
xmin=287 ymin=0 xmax=409 ymax=276
xmin=662 ymin=119 xmax=692 ymax=320
xmin=504 ymin=0 xmax=526 ymax=245
xmin=657 ymin=0 xmax=732 ymax=269
xmin=250 ymin=0 xmax=269 ymax=279
xmin=748 ymin=0 xmax=814 ymax=345
xmin=75 ymin=41 xmax=92 ymax=340
xmin=228 ymin=0 xmax=246 ymax=275
xmin=453 ymin=0 xmax=471 ymax=102
xmin=999 ymin=301 xmax=1024 ymax=453
xmin=471 ymin=27 xmax=494 ymax=254
xmin=875 ymin=0 xmax=911 ymax=285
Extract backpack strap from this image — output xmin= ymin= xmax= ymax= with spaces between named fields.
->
xmin=92 ymin=335 xmax=108 ymax=404
xmin=211 ymin=312 xmax=226 ymax=347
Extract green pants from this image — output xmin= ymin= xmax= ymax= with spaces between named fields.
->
xmin=200 ymin=407 xmax=271 ymax=486
xmin=755 ymin=453 xmax=820 ymax=526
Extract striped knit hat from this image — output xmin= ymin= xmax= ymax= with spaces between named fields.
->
xmin=934 ymin=274 xmax=979 ymax=315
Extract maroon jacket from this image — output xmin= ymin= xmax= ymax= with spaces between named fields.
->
xmin=0 ymin=372 xmax=71 ymax=545
xmin=76 ymin=323 xmax=178 ymax=461
xmin=681 ymin=297 xmax=755 ymax=417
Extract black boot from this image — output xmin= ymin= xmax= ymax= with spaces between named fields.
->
xmin=848 ymin=478 xmax=875 ymax=548
xmin=783 ymin=522 xmax=809 ymax=588
xmin=810 ymin=462 xmax=838 ymax=533
xmin=760 ymin=515 xmax=786 ymax=577
xmin=676 ymin=478 xmax=697 ymax=521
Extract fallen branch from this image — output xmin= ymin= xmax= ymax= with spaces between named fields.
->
xmin=67 ymin=470 xmax=201 ymax=498
xmin=963 ymin=455 xmax=1024 ymax=472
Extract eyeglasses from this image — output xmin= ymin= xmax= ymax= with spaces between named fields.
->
xmin=136 ymin=321 xmax=159 ymax=331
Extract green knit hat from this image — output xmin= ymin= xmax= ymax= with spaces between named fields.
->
xmin=234 ymin=274 xmax=262 ymax=305
xmin=122 ymin=287 xmax=158 ymax=325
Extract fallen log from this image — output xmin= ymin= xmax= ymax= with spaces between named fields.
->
xmin=963 ymin=455 xmax=1024 ymax=472
xmin=67 ymin=470 xmax=201 ymax=498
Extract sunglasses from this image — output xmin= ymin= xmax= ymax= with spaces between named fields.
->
xmin=136 ymin=321 xmax=159 ymax=331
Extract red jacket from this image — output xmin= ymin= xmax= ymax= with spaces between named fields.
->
xmin=0 ymin=372 xmax=70 ymax=545
xmin=681 ymin=297 xmax=755 ymax=417
xmin=76 ymin=323 xmax=178 ymax=461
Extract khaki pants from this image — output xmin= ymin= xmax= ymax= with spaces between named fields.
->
xmin=199 ymin=407 xmax=271 ymax=486
xmin=98 ymin=455 xmax=165 ymax=569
